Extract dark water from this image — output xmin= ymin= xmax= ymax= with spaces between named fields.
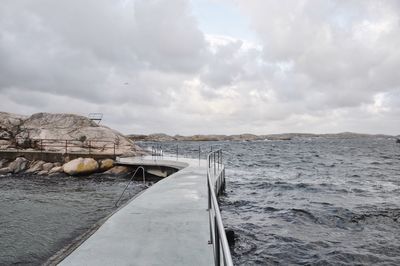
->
xmin=0 ymin=173 xmax=146 ymax=265
xmin=143 ymin=137 xmax=400 ymax=265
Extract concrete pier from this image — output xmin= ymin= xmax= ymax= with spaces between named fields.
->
xmin=58 ymin=157 xmax=214 ymax=266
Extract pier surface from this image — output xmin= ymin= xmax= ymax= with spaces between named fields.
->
xmin=58 ymin=157 xmax=214 ymax=266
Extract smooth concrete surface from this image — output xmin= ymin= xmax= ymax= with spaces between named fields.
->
xmin=59 ymin=156 xmax=214 ymax=266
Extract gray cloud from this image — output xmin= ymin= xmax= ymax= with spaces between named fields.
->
xmin=0 ymin=0 xmax=399 ymax=134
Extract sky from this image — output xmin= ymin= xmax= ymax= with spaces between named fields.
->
xmin=0 ymin=0 xmax=399 ymax=135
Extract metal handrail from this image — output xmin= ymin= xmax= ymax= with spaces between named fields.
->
xmin=207 ymin=149 xmax=233 ymax=266
xmin=115 ymin=166 xmax=146 ymax=207
xmin=12 ymin=137 xmax=118 ymax=156
xmin=151 ymin=145 xmax=163 ymax=158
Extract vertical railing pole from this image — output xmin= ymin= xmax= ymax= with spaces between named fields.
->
xmin=176 ymin=145 xmax=178 ymax=160
xmin=215 ymin=216 xmax=220 ymax=266
xmin=113 ymin=142 xmax=116 ymax=157
xmin=40 ymin=139 xmax=43 ymax=152
xmin=65 ymin=140 xmax=68 ymax=154
xmin=199 ymin=145 xmax=201 ymax=165
xmin=217 ymin=150 xmax=220 ymax=171
xmin=89 ymin=140 xmax=91 ymax=154
xmin=214 ymin=152 xmax=216 ymax=176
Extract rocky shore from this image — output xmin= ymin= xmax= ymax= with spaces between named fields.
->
xmin=0 ymin=156 xmax=130 ymax=177
xmin=0 ymin=112 xmax=141 ymax=155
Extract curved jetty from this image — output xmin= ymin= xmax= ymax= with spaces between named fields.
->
xmin=57 ymin=156 xmax=222 ymax=265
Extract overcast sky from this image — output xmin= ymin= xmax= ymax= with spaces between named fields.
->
xmin=1 ymin=0 xmax=399 ymax=135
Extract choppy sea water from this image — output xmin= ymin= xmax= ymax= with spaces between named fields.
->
xmin=144 ymin=137 xmax=400 ymax=265
xmin=0 ymin=174 xmax=146 ymax=265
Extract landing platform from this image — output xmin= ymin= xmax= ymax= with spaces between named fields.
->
xmin=58 ymin=156 xmax=214 ymax=266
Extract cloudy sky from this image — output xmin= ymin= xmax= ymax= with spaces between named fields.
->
xmin=1 ymin=0 xmax=399 ymax=135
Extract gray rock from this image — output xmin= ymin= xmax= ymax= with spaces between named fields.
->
xmin=26 ymin=160 xmax=45 ymax=173
xmin=0 ymin=167 xmax=11 ymax=175
xmin=49 ymin=166 xmax=63 ymax=175
xmin=8 ymin=157 xmax=29 ymax=173
xmin=0 ymin=130 xmax=11 ymax=140
xmin=42 ymin=163 xmax=54 ymax=172
xmin=37 ymin=170 xmax=49 ymax=175
xmin=0 ymin=159 xmax=8 ymax=169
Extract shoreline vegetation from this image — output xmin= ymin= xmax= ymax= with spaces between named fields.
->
xmin=128 ymin=132 xmax=399 ymax=142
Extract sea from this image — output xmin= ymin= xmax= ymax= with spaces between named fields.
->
xmin=1 ymin=136 xmax=399 ymax=265
xmin=145 ymin=137 xmax=400 ymax=265
xmin=0 ymin=174 xmax=146 ymax=265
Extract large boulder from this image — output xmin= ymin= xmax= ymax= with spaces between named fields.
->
xmin=8 ymin=157 xmax=29 ymax=173
xmin=99 ymin=159 xmax=114 ymax=172
xmin=63 ymin=157 xmax=99 ymax=176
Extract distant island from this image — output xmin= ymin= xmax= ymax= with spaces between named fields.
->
xmin=128 ymin=132 xmax=397 ymax=142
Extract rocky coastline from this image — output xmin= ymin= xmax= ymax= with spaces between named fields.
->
xmin=0 ymin=156 xmax=130 ymax=177
xmin=128 ymin=132 xmax=395 ymax=142
xmin=0 ymin=111 xmax=143 ymax=177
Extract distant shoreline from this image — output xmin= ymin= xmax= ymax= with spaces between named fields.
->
xmin=128 ymin=132 xmax=398 ymax=142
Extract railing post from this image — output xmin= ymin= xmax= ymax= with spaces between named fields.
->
xmin=214 ymin=152 xmax=216 ymax=176
xmin=176 ymin=145 xmax=178 ymax=160
xmin=65 ymin=140 xmax=68 ymax=154
xmin=215 ymin=216 xmax=220 ymax=266
xmin=113 ymin=142 xmax=116 ymax=157
xmin=40 ymin=139 xmax=43 ymax=152
xmin=89 ymin=140 xmax=91 ymax=154
xmin=199 ymin=145 xmax=201 ymax=165
xmin=217 ymin=151 xmax=220 ymax=171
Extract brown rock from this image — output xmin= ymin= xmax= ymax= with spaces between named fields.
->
xmin=99 ymin=159 xmax=114 ymax=172
xmin=104 ymin=166 xmax=130 ymax=175
xmin=62 ymin=157 xmax=99 ymax=176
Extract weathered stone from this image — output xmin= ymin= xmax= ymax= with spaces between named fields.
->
xmin=63 ymin=157 xmax=99 ymax=176
xmin=8 ymin=157 xmax=29 ymax=173
xmin=53 ymin=162 xmax=62 ymax=167
xmin=26 ymin=160 xmax=45 ymax=173
xmin=99 ymin=159 xmax=114 ymax=172
xmin=0 ymin=130 xmax=11 ymax=140
xmin=37 ymin=170 xmax=49 ymax=175
xmin=0 ymin=159 xmax=8 ymax=169
xmin=49 ymin=166 xmax=63 ymax=174
xmin=104 ymin=166 xmax=130 ymax=175
xmin=42 ymin=163 xmax=54 ymax=172
xmin=0 ymin=167 xmax=11 ymax=174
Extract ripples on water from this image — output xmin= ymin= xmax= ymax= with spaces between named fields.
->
xmin=0 ymin=173 xmax=146 ymax=265
xmin=145 ymin=137 xmax=400 ymax=265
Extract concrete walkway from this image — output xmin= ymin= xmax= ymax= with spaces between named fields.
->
xmin=59 ymin=157 xmax=214 ymax=266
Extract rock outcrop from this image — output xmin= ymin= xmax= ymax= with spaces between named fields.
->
xmin=0 ymin=112 xmax=141 ymax=155
xmin=63 ymin=157 xmax=99 ymax=176
xmin=7 ymin=157 xmax=29 ymax=173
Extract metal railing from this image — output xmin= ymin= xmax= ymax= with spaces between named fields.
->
xmin=115 ymin=166 xmax=146 ymax=207
xmin=207 ymin=149 xmax=233 ymax=266
xmin=151 ymin=145 xmax=163 ymax=158
xmin=11 ymin=137 xmax=118 ymax=156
